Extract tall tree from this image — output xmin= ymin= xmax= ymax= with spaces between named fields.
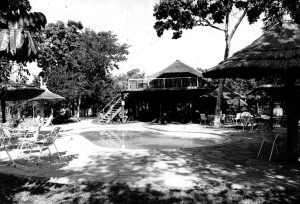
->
xmin=37 ymin=21 xmax=129 ymax=119
xmin=153 ymin=0 xmax=299 ymax=126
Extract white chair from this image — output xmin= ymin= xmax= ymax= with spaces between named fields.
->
xmin=233 ymin=113 xmax=242 ymax=124
xmin=28 ymin=127 xmax=61 ymax=165
xmin=257 ymin=123 xmax=280 ymax=161
xmin=200 ymin=114 xmax=208 ymax=125
xmin=0 ymin=126 xmax=28 ymax=167
xmin=43 ymin=115 xmax=54 ymax=127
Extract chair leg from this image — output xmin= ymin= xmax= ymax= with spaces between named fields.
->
xmin=257 ymin=140 xmax=265 ymax=158
xmin=53 ymin=143 xmax=61 ymax=159
xmin=4 ymin=146 xmax=16 ymax=167
xmin=269 ymin=142 xmax=276 ymax=161
xmin=47 ymin=146 xmax=52 ymax=158
xmin=37 ymin=145 xmax=43 ymax=165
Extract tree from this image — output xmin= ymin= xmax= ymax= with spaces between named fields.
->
xmin=0 ymin=0 xmax=46 ymax=122
xmin=153 ymin=0 xmax=300 ymax=126
xmin=37 ymin=21 xmax=129 ymax=119
xmin=154 ymin=0 xmax=253 ymax=126
xmin=113 ymin=68 xmax=146 ymax=92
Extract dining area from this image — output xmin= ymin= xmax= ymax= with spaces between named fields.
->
xmin=0 ymin=115 xmax=62 ymax=167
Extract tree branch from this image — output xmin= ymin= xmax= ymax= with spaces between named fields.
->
xmin=229 ymin=0 xmax=250 ymax=41
xmin=198 ymin=18 xmax=226 ymax=32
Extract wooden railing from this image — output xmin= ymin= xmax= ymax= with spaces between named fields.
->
xmin=127 ymin=77 xmax=208 ymax=90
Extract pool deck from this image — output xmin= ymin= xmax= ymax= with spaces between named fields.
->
xmin=1 ymin=119 xmax=300 ymax=191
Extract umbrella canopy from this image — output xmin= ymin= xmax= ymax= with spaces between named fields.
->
xmin=0 ymin=81 xmax=45 ymax=101
xmin=30 ymin=87 xmax=65 ymax=102
xmin=201 ymin=86 xmax=244 ymax=99
xmin=203 ymin=21 xmax=300 ymax=79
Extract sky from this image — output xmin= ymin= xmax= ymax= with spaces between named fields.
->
xmin=28 ymin=0 xmax=264 ymax=77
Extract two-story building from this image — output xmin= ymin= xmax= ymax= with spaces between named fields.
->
xmin=121 ymin=60 xmax=214 ymax=123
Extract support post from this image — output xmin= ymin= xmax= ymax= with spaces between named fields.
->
xmin=284 ymin=77 xmax=298 ymax=162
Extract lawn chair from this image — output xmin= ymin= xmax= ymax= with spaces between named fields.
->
xmin=200 ymin=114 xmax=208 ymax=125
xmin=0 ymin=126 xmax=27 ymax=167
xmin=28 ymin=127 xmax=61 ymax=165
xmin=43 ymin=115 xmax=54 ymax=127
xmin=257 ymin=123 xmax=281 ymax=161
xmin=17 ymin=126 xmax=41 ymax=158
xmin=233 ymin=113 xmax=242 ymax=124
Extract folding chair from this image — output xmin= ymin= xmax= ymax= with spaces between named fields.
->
xmin=257 ymin=123 xmax=280 ymax=161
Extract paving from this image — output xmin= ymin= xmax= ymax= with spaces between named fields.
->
xmin=1 ymin=119 xmax=300 ymax=191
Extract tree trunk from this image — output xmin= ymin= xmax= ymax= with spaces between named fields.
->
xmin=214 ymin=31 xmax=230 ymax=127
xmin=1 ymin=99 xmax=6 ymax=123
xmin=283 ymin=77 xmax=298 ymax=162
xmin=76 ymin=96 xmax=81 ymax=119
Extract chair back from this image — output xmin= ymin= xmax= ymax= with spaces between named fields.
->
xmin=235 ymin=113 xmax=241 ymax=119
xmin=26 ymin=125 xmax=42 ymax=141
xmin=46 ymin=127 xmax=61 ymax=144
xmin=43 ymin=115 xmax=54 ymax=127
xmin=200 ymin=114 xmax=207 ymax=120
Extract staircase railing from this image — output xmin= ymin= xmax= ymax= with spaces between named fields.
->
xmin=99 ymin=93 xmax=121 ymax=116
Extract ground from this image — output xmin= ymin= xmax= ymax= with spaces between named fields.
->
xmin=1 ymin=119 xmax=300 ymax=203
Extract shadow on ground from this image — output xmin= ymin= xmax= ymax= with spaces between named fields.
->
xmin=1 ymin=172 xmax=300 ymax=203
xmin=1 ymin=128 xmax=300 ymax=203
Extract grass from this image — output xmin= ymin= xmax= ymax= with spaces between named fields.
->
xmin=1 ymin=173 xmax=300 ymax=203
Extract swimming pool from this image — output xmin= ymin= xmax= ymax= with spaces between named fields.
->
xmin=80 ymin=130 xmax=228 ymax=150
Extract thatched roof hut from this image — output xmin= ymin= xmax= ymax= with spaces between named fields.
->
xmin=203 ymin=21 xmax=300 ymax=161
xmin=149 ymin=60 xmax=203 ymax=78
xmin=203 ymin=22 xmax=300 ymax=79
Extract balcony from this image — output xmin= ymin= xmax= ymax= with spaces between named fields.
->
xmin=127 ymin=77 xmax=209 ymax=90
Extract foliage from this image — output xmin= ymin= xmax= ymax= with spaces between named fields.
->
xmin=113 ymin=68 xmax=146 ymax=91
xmin=154 ymin=0 xmax=300 ymax=39
xmin=36 ymin=21 xmax=129 ymax=116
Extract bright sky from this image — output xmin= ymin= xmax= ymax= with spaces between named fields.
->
xmin=28 ymin=0 xmax=264 ymax=76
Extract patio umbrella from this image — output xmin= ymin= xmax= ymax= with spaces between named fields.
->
xmin=0 ymin=81 xmax=45 ymax=122
xmin=203 ymin=20 xmax=300 ymax=161
xmin=30 ymin=86 xmax=65 ymax=117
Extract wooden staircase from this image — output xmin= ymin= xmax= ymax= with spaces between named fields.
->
xmin=98 ymin=93 xmax=129 ymax=124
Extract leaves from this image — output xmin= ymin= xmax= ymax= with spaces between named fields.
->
xmin=36 ymin=21 xmax=129 ymax=113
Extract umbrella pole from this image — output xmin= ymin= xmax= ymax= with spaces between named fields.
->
xmin=284 ymin=77 xmax=298 ymax=162
xmin=1 ymin=99 xmax=6 ymax=123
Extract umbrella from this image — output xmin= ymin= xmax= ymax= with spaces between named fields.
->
xmin=203 ymin=20 xmax=300 ymax=161
xmin=30 ymin=87 xmax=65 ymax=102
xmin=0 ymin=81 xmax=45 ymax=122
xmin=30 ymin=86 xmax=65 ymax=117
xmin=1 ymin=82 xmax=45 ymax=101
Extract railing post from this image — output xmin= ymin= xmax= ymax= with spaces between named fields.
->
xmin=197 ymin=77 xmax=199 ymax=87
xmin=163 ymin=78 xmax=165 ymax=88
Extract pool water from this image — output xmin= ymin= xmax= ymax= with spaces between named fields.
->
xmin=80 ymin=130 xmax=227 ymax=150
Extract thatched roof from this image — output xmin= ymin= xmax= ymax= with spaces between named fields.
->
xmin=1 ymin=81 xmax=45 ymax=101
xmin=148 ymin=60 xmax=203 ymax=78
xmin=203 ymin=21 xmax=300 ymax=79
xmin=30 ymin=87 xmax=65 ymax=102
